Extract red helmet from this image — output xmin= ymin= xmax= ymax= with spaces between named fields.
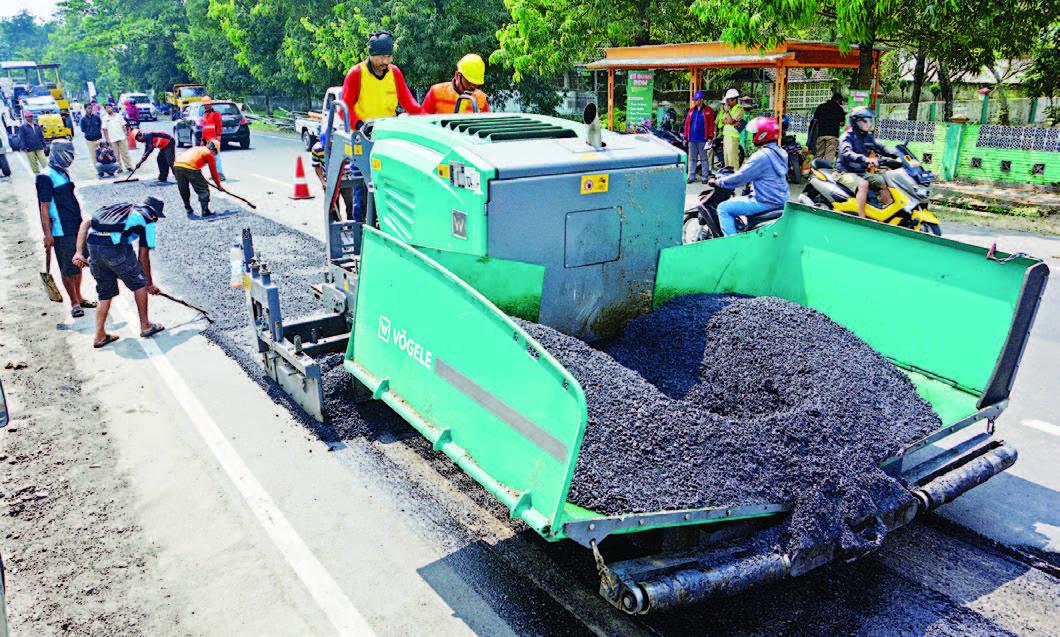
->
xmin=747 ymin=116 xmax=780 ymax=145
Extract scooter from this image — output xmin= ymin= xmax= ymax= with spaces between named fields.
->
xmin=781 ymin=133 xmax=807 ymax=184
xmin=709 ymin=134 xmax=746 ymax=170
xmin=682 ymin=170 xmax=784 ymax=244
xmin=799 ymin=142 xmax=942 ymax=235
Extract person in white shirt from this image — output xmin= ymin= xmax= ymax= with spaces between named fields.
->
xmin=100 ymin=102 xmax=133 ymax=172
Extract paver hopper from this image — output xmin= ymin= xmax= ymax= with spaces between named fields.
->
xmin=242 ymin=105 xmax=1048 ymax=613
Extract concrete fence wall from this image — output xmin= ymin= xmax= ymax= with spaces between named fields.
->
xmin=785 ymin=115 xmax=1058 ymax=187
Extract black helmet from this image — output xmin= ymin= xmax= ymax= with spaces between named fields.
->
xmin=140 ymin=196 xmax=165 ymax=221
xmin=849 ymin=107 xmax=876 ymax=125
xmin=368 ymin=30 xmax=394 ymax=56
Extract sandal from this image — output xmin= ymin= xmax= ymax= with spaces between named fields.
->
xmin=79 ymin=300 xmax=98 ymax=309
xmin=140 ymin=323 xmax=165 ymax=338
xmin=71 ymin=306 xmax=85 ymax=318
xmin=93 ymin=334 xmax=119 ymax=349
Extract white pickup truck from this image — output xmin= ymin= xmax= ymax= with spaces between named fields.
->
xmin=294 ymin=86 xmax=342 ymax=150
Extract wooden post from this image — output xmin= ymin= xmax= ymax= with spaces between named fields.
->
xmin=774 ymin=64 xmax=787 ymax=134
xmin=870 ymin=50 xmax=881 ymax=110
xmin=607 ymin=69 xmax=615 ymax=131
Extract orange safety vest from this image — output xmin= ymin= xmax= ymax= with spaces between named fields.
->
xmin=354 ymin=60 xmax=399 ymax=123
xmin=423 ymin=81 xmax=489 ymax=114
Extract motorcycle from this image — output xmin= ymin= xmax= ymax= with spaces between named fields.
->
xmin=799 ymin=142 xmax=942 ymax=236
xmin=781 ymin=133 xmax=807 ymax=184
xmin=681 ymin=169 xmax=784 ymax=244
xmin=632 ymin=120 xmax=687 ymax=152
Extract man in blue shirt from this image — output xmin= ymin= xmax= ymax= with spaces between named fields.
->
xmin=73 ymin=196 xmax=165 ymax=348
xmin=682 ymin=91 xmax=716 ymax=184
xmin=79 ymin=103 xmax=103 ymax=162
xmin=16 ymin=111 xmax=47 ymax=174
xmin=36 ymin=140 xmax=96 ymax=317
xmin=713 ymin=117 xmax=788 ymax=236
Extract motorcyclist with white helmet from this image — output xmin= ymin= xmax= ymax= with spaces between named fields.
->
xmin=836 ymin=107 xmax=898 ymax=218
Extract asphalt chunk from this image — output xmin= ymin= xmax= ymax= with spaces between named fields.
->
xmin=519 ymin=294 xmax=941 ymax=555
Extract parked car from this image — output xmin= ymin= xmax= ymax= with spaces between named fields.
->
xmin=295 ymin=86 xmax=342 ymax=150
xmin=174 ymin=100 xmax=250 ymax=149
xmin=118 ymin=92 xmax=157 ymax=122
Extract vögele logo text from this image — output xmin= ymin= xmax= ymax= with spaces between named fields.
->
xmin=377 ymin=314 xmax=433 ymax=369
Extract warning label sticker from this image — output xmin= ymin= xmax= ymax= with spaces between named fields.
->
xmin=580 ymin=173 xmax=609 ymax=194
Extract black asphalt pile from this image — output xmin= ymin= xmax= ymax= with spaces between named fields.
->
xmin=519 ymin=294 xmax=941 ymax=555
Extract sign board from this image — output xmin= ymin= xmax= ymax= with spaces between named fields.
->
xmin=86 ymin=81 xmax=96 ymax=99
xmin=848 ymin=90 xmax=870 ymax=109
xmin=625 ymin=71 xmax=654 ymax=130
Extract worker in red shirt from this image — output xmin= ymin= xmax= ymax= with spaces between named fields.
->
xmin=173 ymin=141 xmax=222 ymax=216
xmin=198 ymin=96 xmax=226 ymax=181
xmin=337 ymin=30 xmax=420 ymax=222
xmin=421 ymin=54 xmax=489 ymax=114
xmin=133 ymin=129 xmax=176 ymax=182
xmin=340 ymin=30 xmax=421 ymax=131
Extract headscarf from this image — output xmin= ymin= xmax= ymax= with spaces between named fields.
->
xmin=48 ymin=140 xmax=75 ymax=177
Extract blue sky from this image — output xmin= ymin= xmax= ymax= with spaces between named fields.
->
xmin=0 ymin=0 xmax=60 ymax=20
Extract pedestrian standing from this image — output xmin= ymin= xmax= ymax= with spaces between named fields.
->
xmin=173 ymin=141 xmax=222 ymax=216
xmin=90 ymin=98 xmax=101 ymax=116
xmin=124 ymin=98 xmax=139 ymax=127
xmin=197 ymin=97 xmax=226 ymax=181
xmin=17 ymin=111 xmax=47 ymax=174
xmin=683 ymin=90 xmax=716 ymax=184
xmin=420 ymin=54 xmax=490 ymax=114
xmin=100 ymin=102 xmax=133 ymax=172
xmin=79 ymin=103 xmax=103 ymax=161
xmin=717 ymin=88 xmax=745 ymax=169
xmin=134 ymin=130 xmax=176 ymax=182
xmin=95 ymin=141 xmax=120 ymax=178
xmin=36 ymin=140 xmax=96 ymax=317
xmin=812 ymin=92 xmax=846 ymax=164
xmin=72 ymin=197 xmax=166 ymax=348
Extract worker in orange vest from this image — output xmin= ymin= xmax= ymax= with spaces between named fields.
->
xmin=198 ymin=96 xmax=226 ymax=181
xmin=337 ymin=30 xmax=421 ymax=222
xmin=173 ymin=141 xmax=222 ymax=217
xmin=421 ymin=54 xmax=489 ymax=114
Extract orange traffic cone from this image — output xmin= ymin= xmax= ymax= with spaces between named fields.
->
xmin=289 ymin=156 xmax=314 ymax=200
xmin=127 ymin=128 xmax=138 ymax=150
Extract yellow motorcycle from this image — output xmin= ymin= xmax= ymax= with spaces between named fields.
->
xmin=799 ymin=143 xmax=942 ymax=235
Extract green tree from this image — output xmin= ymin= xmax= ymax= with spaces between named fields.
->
xmin=0 ymin=11 xmax=53 ymax=61
xmin=688 ymin=0 xmax=895 ymax=88
xmin=174 ymin=0 xmax=257 ymax=99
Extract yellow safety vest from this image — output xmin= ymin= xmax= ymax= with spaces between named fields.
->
xmin=355 ymin=60 xmax=399 ymax=123
xmin=719 ymin=105 xmax=745 ymax=138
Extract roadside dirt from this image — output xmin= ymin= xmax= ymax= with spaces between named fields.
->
xmin=0 ymin=189 xmax=173 ymax=635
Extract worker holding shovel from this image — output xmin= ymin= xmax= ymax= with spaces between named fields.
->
xmin=36 ymin=140 xmax=96 ymax=318
xmin=173 ymin=140 xmax=222 ymax=216
xmin=72 ymin=196 xmax=166 ymax=349
xmin=133 ymin=129 xmax=176 ymax=182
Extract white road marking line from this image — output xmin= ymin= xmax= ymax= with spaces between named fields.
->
xmin=110 ymin=299 xmax=374 ymax=636
xmin=257 ymin=133 xmax=300 ymax=142
xmin=1021 ymin=419 xmax=1060 ymax=437
xmin=247 ymin=172 xmax=291 ymax=187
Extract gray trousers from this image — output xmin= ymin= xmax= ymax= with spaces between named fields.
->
xmin=688 ymin=141 xmax=710 ymax=180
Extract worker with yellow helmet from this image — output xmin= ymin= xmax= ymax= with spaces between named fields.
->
xmin=421 ymin=54 xmax=489 ymax=114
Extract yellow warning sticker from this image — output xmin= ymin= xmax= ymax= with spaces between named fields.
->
xmin=371 ymin=157 xmax=381 ymax=170
xmin=354 ymin=144 xmax=363 ymax=156
xmin=576 ymin=152 xmax=600 ymax=160
xmin=437 ymin=164 xmax=451 ymax=179
xmin=580 ymin=173 xmax=609 ymax=194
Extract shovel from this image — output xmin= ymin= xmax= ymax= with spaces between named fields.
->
xmin=115 ymin=156 xmax=146 ymax=183
xmin=207 ymin=180 xmax=257 ymax=209
xmin=40 ymin=247 xmax=63 ymax=303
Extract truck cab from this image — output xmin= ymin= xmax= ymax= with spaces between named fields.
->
xmin=296 ymin=86 xmax=341 ymax=150
xmin=166 ymin=84 xmax=206 ymax=121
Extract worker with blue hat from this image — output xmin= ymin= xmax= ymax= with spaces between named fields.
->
xmin=683 ymin=90 xmax=716 ymax=183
